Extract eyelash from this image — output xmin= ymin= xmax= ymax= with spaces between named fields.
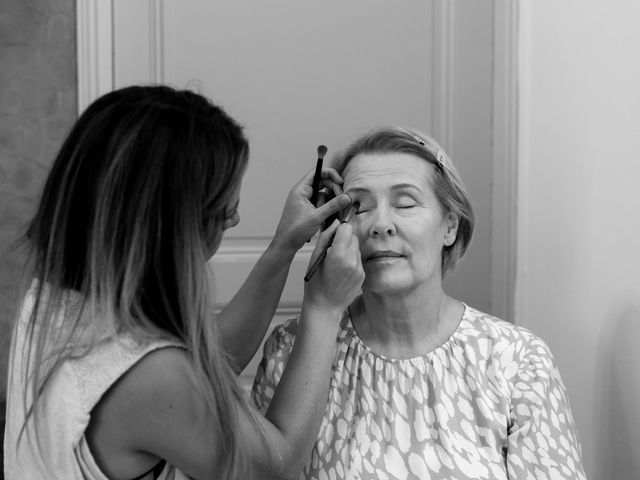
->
xmin=354 ymin=204 xmax=416 ymax=214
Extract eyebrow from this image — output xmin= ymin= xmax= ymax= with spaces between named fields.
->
xmin=345 ymin=183 xmax=423 ymax=195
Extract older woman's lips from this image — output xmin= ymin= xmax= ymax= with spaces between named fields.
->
xmin=367 ymin=251 xmax=404 ymax=262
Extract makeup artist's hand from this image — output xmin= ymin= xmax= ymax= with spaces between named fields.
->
xmin=303 ymin=220 xmax=364 ymax=314
xmin=273 ymin=167 xmax=352 ymax=252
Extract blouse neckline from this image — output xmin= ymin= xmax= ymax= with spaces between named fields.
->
xmin=344 ymin=301 xmax=469 ymax=363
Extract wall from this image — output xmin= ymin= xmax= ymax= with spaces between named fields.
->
xmin=516 ymin=1 xmax=640 ymax=478
xmin=0 ymin=1 xmax=77 ymax=398
xmin=442 ymin=1 xmax=493 ymax=314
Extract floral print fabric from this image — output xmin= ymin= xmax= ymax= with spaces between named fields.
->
xmin=251 ymin=304 xmax=587 ymax=479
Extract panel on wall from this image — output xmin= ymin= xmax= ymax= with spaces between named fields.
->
xmin=97 ymin=1 xmax=503 ymax=384
xmin=112 ymin=0 xmax=436 ymax=311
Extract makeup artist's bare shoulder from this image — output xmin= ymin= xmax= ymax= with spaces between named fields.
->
xmin=86 ymin=347 xmax=213 ymax=478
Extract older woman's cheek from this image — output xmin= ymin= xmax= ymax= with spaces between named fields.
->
xmin=353 ymin=221 xmax=368 ymax=261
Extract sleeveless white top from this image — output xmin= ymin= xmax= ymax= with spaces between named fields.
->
xmin=3 ymin=285 xmax=188 ymax=480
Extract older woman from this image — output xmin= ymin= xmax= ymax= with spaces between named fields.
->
xmin=252 ymin=126 xmax=586 ymax=479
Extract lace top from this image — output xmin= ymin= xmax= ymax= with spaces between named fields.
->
xmin=3 ymin=284 xmax=188 ymax=480
xmin=252 ymin=303 xmax=587 ymax=480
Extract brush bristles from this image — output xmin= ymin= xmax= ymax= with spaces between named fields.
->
xmin=317 ymin=144 xmax=328 ymax=160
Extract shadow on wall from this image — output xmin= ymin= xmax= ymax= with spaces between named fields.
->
xmin=595 ymin=302 xmax=640 ymax=479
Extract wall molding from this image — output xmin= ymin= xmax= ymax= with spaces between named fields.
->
xmin=76 ymin=0 xmax=114 ymax=114
xmin=211 ymin=240 xmax=314 ymax=310
xmin=215 ymin=241 xmax=314 ymax=258
xmin=490 ymin=0 xmax=519 ymax=321
xmin=76 ymin=0 xmax=165 ymax=112
xmin=431 ymin=0 xmax=454 ymax=151
xmin=431 ymin=0 xmax=519 ymax=320
xmin=148 ymin=0 xmax=165 ymax=83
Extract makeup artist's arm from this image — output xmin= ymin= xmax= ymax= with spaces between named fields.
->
xmin=243 ymin=221 xmax=363 ymax=478
xmin=107 ymin=221 xmax=363 ymax=480
xmin=216 ymin=168 xmax=351 ymax=372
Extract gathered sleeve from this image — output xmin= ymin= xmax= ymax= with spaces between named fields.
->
xmin=250 ymin=318 xmax=298 ymax=414
xmin=506 ymin=335 xmax=587 ymax=479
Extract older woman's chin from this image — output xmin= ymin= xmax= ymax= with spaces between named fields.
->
xmin=362 ymin=275 xmax=418 ymax=295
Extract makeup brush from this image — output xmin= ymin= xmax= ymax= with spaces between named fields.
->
xmin=304 ymin=201 xmax=360 ymax=282
xmin=310 ymin=145 xmax=328 ymax=206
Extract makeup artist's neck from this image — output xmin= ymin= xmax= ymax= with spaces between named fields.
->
xmin=354 ymin=282 xmax=462 ymax=358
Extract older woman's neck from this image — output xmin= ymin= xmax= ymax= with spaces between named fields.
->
xmin=355 ymin=285 xmax=461 ymax=358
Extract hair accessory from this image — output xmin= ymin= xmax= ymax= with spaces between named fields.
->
xmin=436 ymin=150 xmax=446 ymax=167
xmin=410 ymin=132 xmax=426 ymax=146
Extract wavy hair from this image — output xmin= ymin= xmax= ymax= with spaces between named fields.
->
xmin=16 ymin=85 xmax=249 ymax=476
xmin=330 ymin=126 xmax=474 ymax=275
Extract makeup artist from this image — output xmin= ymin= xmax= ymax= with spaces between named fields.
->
xmin=3 ymin=85 xmax=364 ymax=480
xmin=252 ymin=126 xmax=587 ymax=479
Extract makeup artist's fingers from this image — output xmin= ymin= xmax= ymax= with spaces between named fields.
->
xmin=300 ymin=167 xmax=344 ymax=199
xmin=308 ymin=219 xmax=340 ymax=263
xmin=314 ymin=194 xmax=351 ymax=222
xmin=330 ymin=182 xmax=343 ymax=198
xmin=302 ymin=166 xmax=343 ymax=186
xmin=319 ymin=176 xmax=344 ymax=198
xmin=273 ymin=168 xmax=348 ymax=252
xmin=315 ymin=187 xmax=330 ymax=209
xmin=323 ymin=172 xmax=344 ymax=200
xmin=329 ymin=221 xmax=356 ymax=250
xmin=320 ymin=170 xmax=344 ymax=198
xmin=305 ymin=222 xmax=364 ymax=311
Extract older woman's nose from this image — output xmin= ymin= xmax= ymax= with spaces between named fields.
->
xmin=369 ymin=208 xmax=396 ymax=238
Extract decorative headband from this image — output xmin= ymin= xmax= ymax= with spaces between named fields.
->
xmin=413 ymin=134 xmax=446 ymax=171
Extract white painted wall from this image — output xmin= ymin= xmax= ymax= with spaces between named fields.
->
xmin=516 ymin=1 xmax=640 ymax=478
xmin=442 ymin=1 xmax=493 ymax=315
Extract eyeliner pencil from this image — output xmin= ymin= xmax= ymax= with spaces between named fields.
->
xmin=304 ymin=202 xmax=359 ymax=282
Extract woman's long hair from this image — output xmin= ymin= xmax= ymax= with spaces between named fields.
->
xmin=17 ymin=85 xmax=249 ymax=476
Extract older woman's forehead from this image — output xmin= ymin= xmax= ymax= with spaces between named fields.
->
xmin=343 ymin=152 xmax=433 ymax=188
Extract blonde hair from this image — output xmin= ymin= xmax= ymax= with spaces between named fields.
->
xmin=330 ymin=125 xmax=475 ymax=274
xmin=16 ymin=85 xmax=249 ymax=476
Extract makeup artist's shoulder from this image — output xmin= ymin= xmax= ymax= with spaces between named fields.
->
xmin=87 ymin=347 xmax=223 ymax=477
xmin=92 ymin=347 xmax=204 ymax=437
xmin=122 ymin=347 xmax=199 ymax=404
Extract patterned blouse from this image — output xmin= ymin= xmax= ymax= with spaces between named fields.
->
xmin=251 ymin=303 xmax=587 ymax=480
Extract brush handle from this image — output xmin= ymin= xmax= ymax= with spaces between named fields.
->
xmin=304 ymin=235 xmax=333 ymax=282
xmin=309 ymin=157 xmax=324 ymax=206
xmin=303 ymin=202 xmax=359 ymax=282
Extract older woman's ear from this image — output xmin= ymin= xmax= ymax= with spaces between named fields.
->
xmin=443 ymin=212 xmax=459 ymax=246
